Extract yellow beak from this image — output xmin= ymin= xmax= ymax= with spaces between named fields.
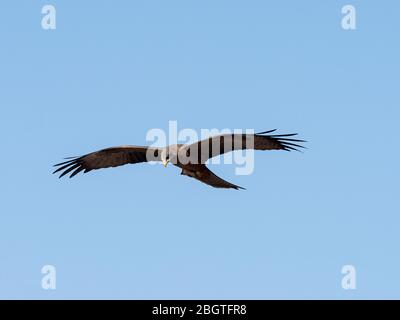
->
xmin=163 ymin=159 xmax=170 ymax=167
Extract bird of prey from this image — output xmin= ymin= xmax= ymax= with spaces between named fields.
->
xmin=53 ymin=129 xmax=305 ymax=190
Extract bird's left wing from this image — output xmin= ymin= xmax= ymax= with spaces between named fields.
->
xmin=53 ymin=146 xmax=163 ymax=178
xmin=182 ymin=129 xmax=305 ymax=164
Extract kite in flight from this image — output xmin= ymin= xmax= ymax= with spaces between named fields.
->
xmin=53 ymin=129 xmax=305 ymax=190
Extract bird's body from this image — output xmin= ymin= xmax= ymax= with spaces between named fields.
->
xmin=53 ymin=130 xmax=305 ymax=190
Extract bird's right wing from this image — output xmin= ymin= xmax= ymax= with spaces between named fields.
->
xmin=53 ymin=146 xmax=163 ymax=178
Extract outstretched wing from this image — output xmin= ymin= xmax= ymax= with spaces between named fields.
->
xmin=181 ymin=165 xmax=245 ymax=190
xmin=53 ymin=146 xmax=163 ymax=178
xmin=182 ymin=129 xmax=306 ymax=164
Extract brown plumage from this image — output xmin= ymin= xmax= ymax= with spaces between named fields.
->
xmin=53 ymin=129 xmax=305 ymax=189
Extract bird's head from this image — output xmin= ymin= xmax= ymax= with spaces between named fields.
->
xmin=162 ymin=155 xmax=170 ymax=168
xmin=162 ymin=145 xmax=180 ymax=167
xmin=161 ymin=150 xmax=170 ymax=168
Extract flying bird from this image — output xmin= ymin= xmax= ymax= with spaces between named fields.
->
xmin=53 ymin=129 xmax=305 ymax=190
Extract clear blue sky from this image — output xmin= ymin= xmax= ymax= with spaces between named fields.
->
xmin=0 ymin=0 xmax=399 ymax=299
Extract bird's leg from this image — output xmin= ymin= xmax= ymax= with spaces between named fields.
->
xmin=163 ymin=159 xmax=170 ymax=167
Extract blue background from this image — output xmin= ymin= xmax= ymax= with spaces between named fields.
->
xmin=0 ymin=1 xmax=399 ymax=299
